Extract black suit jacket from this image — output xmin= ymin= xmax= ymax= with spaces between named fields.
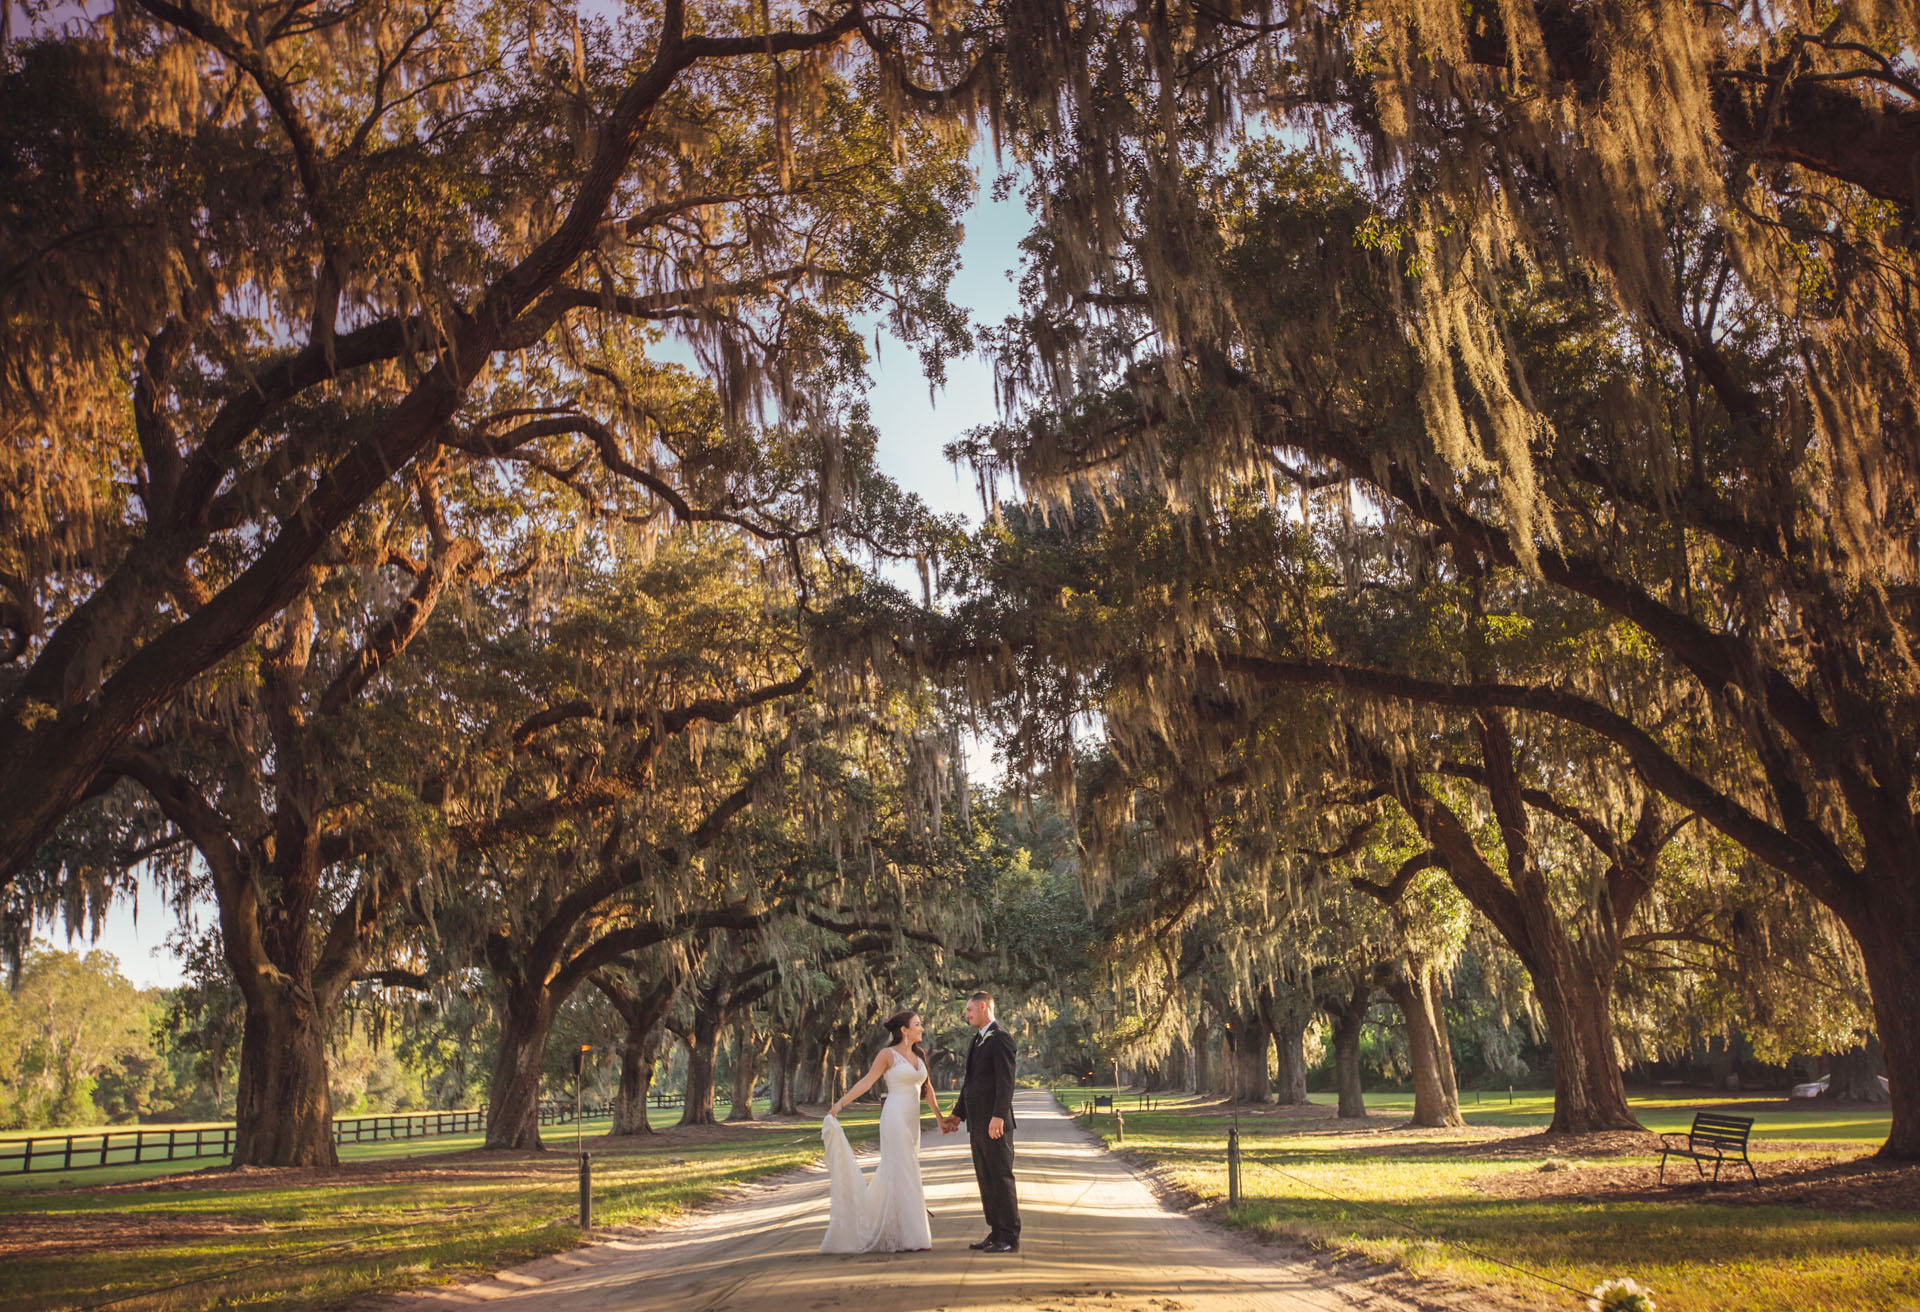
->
xmin=952 ymin=1022 xmax=1017 ymax=1132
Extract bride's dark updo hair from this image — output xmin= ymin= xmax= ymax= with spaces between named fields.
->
xmin=883 ymin=1010 xmax=926 ymax=1064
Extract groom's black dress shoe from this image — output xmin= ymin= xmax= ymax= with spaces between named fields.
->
xmin=968 ymin=1238 xmax=994 ymax=1250
xmin=982 ymin=1241 xmax=1019 ymax=1253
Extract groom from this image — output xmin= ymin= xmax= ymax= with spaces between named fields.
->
xmin=942 ymin=990 xmax=1020 ymax=1252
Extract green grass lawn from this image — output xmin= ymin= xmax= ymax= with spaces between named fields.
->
xmin=1062 ymin=1086 xmax=1919 ymax=1312
xmin=0 ymin=1101 xmax=869 ymax=1311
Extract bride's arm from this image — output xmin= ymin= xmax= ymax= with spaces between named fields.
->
xmin=828 ymin=1051 xmax=889 ymax=1118
xmin=921 ymin=1071 xmax=943 ymax=1120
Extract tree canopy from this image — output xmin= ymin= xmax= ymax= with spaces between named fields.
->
xmin=5 ymin=0 xmax=1913 ymax=1169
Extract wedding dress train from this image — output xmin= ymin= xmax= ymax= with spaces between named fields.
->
xmin=819 ymin=1049 xmax=932 ymax=1253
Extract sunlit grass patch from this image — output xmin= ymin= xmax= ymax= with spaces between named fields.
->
xmin=1064 ymin=1087 xmax=1918 ymax=1312
xmin=0 ymin=1106 xmax=870 ymax=1312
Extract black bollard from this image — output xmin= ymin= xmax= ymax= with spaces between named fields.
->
xmin=1227 ymin=1127 xmax=1241 ymax=1210
xmin=578 ymin=1152 xmax=593 ymax=1228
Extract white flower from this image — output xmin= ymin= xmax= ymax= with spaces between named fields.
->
xmin=1588 ymin=1277 xmax=1656 ymax=1312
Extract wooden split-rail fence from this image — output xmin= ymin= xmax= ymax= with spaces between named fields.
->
xmin=0 ymin=1100 xmax=617 ymax=1176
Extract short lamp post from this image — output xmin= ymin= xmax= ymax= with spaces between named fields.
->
xmin=573 ymin=1044 xmax=593 ymax=1227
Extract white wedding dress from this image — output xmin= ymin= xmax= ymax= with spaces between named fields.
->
xmin=819 ymin=1049 xmax=932 ymax=1253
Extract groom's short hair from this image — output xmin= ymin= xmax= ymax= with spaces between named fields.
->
xmin=968 ymin=990 xmax=995 ymax=1006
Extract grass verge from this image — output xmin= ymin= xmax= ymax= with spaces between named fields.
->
xmin=1065 ymin=1087 xmax=1919 ymax=1312
xmin=0 ymin=1106 xmax=870 ymax=1312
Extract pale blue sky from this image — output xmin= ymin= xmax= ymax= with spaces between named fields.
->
xmin=41 ymin=146 xmax=1033 ymax=990
xmin=864 ymin=150 xmax=1028 ymax=525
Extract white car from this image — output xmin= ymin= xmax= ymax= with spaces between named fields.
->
xmin=1790 ymin=1074 xmax=1891 ymax=1098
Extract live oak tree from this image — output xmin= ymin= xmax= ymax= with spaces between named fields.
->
xmin=459 ymin=634 xmax=979 ymax=1145
xmin=589 ymin=951 xmax=682 ymax=1135
xmin=0 ymin=0 xmax=985 ymax=897
xmin=1071 ymin=745 xmax=1474 ymax=1123
xmin=934 ymin=474 xmax=1742 ymax=1133
xmin=724 ymin=726 xmax=998 ymax=1117
xmin=19 ymin=446 xmax=558 ymax=1164
xmin=84 ymin=477 xmax=513 ymax=1167
xmin=663 ymin=788 xmax=987 ymax=1124
xmin=1311 ymin=836 xmax=1471 ymax=1126
xmin=968 ymin=58 xmax=1920 ymax=1149
xmin=433 ymin=536 xmax=819 ymax=1150
xmin=1340 ymin=729 xmax=1674 ymax=1133
xmin=53 ymin=506 xmax=815 ymax=1165
xmin=7 ymin=0 xmax=998 ymax=1164
xmin=671 ymin=930 xmax=769 ymax=1126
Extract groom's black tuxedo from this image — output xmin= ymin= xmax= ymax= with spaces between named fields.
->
xmin=952 ymin=1021 xmax=1020 ymax=1245
xmin=953 ymin=1021 xmax=1017 ymax=1132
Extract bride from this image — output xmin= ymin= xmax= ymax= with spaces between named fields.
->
xmin=819 ymin=1010 xmax=948 ymax=1253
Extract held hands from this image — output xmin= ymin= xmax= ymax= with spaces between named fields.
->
xmin=937 ymin=1113 xmax=960 ymax=1133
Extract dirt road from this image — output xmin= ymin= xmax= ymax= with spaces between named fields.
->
xmin=376 ymin=1091 xmax=1408 ymax=1312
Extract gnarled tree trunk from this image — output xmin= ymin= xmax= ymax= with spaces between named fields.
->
xmin=1429 ymin=968 xmax=1459 ymax=1109
xmin=680 ymin=1004 xmax=723 ymax=1126
xmin=613 ymin=1033 xmax=659 ymax=1135
xmin=485 ymin=983 xmax=555 ymax=1150
xmin=1527 ymin=943 xmax=1636 ymax=1133
xmin=1327 ymin=977 xmax=1371 ymax=1119
xmin=1264 ymin=986 xmax=1311 ymax=1106
xmin=767 ymin=1032 xmax=799 ymax=1114
xmin=1844 ymin=888 xmax=1920 ymax=1156
xmin=1370 ymin=716 xmax=1646 ymax=1135
xmin=1274 ymin=1023 xmax=1309 ymax=1105
xmin=1386 ymin=968 xmax=1464 ymax=1128
xmin=592 ymin=966 xmax=678 ymax=1136
xmin=1228 ymin=1007 xmax=1272 ymax=1104
xmin=232 ymin=976 xmax=338 ymax=1167
xmin=826 ymin=1029 xmax=852 ymax=1104
xmin=223 ymin=831 xmax=374 ymax=1168
xmin=1840 ymin=819 xmax=1920 ymax=1154
xmin=1153 ymin=1039 xmax=1188 ymax=1093
xmin=726 ymin=1018 xmax=765 ymax=1122
xmin=796 ymin=1032 xmax=824 ymax=1105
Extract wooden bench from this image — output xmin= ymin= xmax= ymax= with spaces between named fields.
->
xmin=1659 ymin=1112 xmax=1756 ymax=1183
xmin=1092 ymin=1095 xmax=1113 ymax=1112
